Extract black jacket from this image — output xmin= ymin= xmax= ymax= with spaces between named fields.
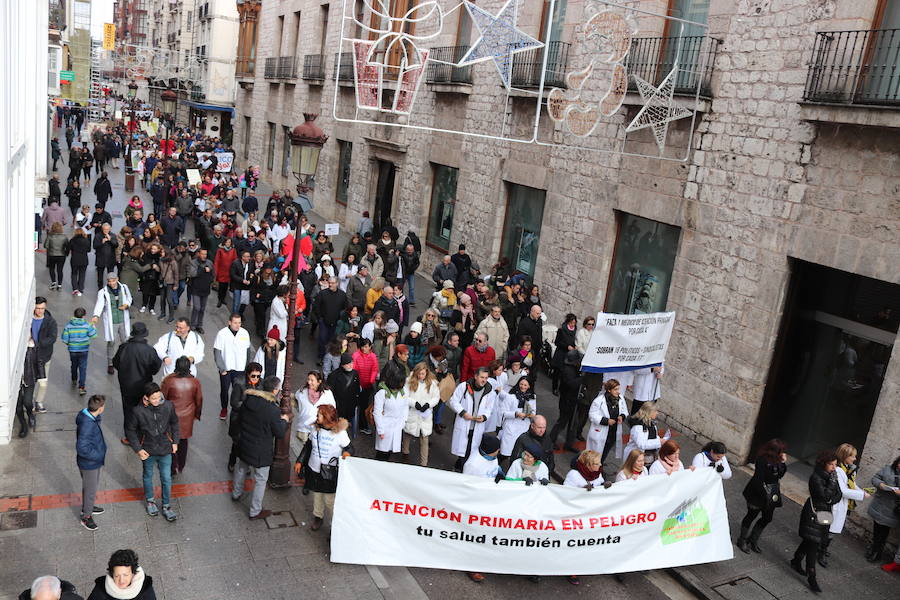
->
xmin=34 ymin=309 xmax=58 ymax=364
xmin=798 ymin=466 xmax=841 ymax=543
xmin=89 ymin=211 xmax=112 ymax=238
xmin=400 ymin=250 xmax=420 ymax=276
xmin=552 ymin=327 xmax=577 ymax=368
xmin=113 ymin=337 xmax=163 ymax=398
xmin=510 ymin=429 xmax=555 ymax=474
xmin=94 ymin=177 xmax=112 ymax=204
xmin=228 ymin=379 xmax=259 ymax=441
xmin=68 ymin=235 xmax=92 ymax=267
xmin=451 ymin=252 xmax=472 ymax=288
xmin=87 ymin=574 xmax=156 ymax=600
xmin=313 ymin=288 xmax=350 ymax=326
xmin=327 ymin=368 xmax=361 ymax=421
xmin=159 ymin=215 xmax=184 ymax=247
xmin=19 ymin=579 xmax=83 ymax=600
xmin=373 ymin=295 xmax=401 ymax=325
xmin=514 ymin=316 xmax=543 ymax=349
xmin=126 ymin=398 xmax=180 ymax=456
xmin=93 ymin=233 xmax=118 ymax=268
xmin=49 ymin=178 xmax=61 ymax=202
xmin=742 ymin=456 xmax=787 ymax=508
xmin=229 ymin=259 xmax=251 ymax=290
xmin=237 ymin=389 xmax=288 ymax=468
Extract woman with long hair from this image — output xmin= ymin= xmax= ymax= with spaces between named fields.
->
xmin=790 ymin=449 xmax=841 ymax=593
xmin=691 ymin=441 xmax=733 ymax=479
xmin=616 ymin=448 xmax=648 ymax=482
xmin=294 ymin=371 xmax=335 ymax=443
xmin=294 ymin=404 xmax=352 ymax=532
xmin=622 ymin=401 xmax=669 ymax=467
xmin=820 ymin=443 xmax=869 ymax=567
xmin=402 ymin=363 xmax=439 ymax=466
xmin=737 ymin=438 xmax=788 ymax=554
xmin=254 ymin=327 xmax=286 ymax=382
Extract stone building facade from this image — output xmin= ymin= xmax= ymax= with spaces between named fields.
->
xmin=232 ymin=0 xmax=900 ymax=480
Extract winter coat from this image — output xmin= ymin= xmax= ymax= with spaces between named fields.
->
xmin=188 ymin=258 xmax=215 ymax=296
xmin=403 ymin=379 xmax=439 ymax=437
xmin=139 ymin=253 xmax=161 ymax=294
xmin=44 ymin=232 xmax=69 ymax=257
xmin=343 ymin=240 xmax=365 ymax=262
xmin=475 ymin=315 xmax=510 ymax=358
xmin=94 ymin=177 xmax=112 ymax=204
xmin=87 ymin=570 xmax=156 ymax=600
xmin=75 ymin=409 xmax=107 ymax=470
xmin=42 ymin=202 xmax=69 ymax=230
xmin=346 ymin=274 xmax=371 ymax=309
xmin=34 ymin=310 xmax=58 ymax=364
xmin=160 ymin=373 xmax=203 ymax=439
xmin=742 ymin=456 xmax=788 ymax=509
xmin=112 ymin=337 xmax=163 ymax=399
xmin=460 ymin=345 xmax=496 ymax=382
xmin=120 ymin=255 xmax=148 ymax=292
xmin=401 ymin=250 xmax=420 ymax=276
xmin=443 ymin=340 xmax=463 ymax=378
xmin=359 ymin=253 xmax=384 ymax=279
xmin=510 ymin=429 xmax=556 ymax=475
xmin=586 ymin=392 xmax=628 ymax=458
xmin=798 ymin=466 xmax=841 ymax=543
xmin=213 ymin=246 xmax=237 ymax=283
xmin=237 ymin=389 xmax=288 ymax=468
xmin=228 ymin=379 xmax=259 ymax=440
xmin=19 ymin=579 xmax=82 ymax=600
xmin=65 ymin=183 xmax=83 ymax=209
xmin=61 ymin=318 xmax=97 ymax=353
xmin=126 ymin=397 xmax=180 ymax=456
xmin=552 ymin=326 xmax=577 ymax=369
xmin=352 ymin=349 xmax=379 ymax=389
xmin=327 ymin=367 xmax=361 ymax=421
xmin=93 ymin=233 xmax=119 ymax=269
xmin=67 ymin=234 xmax=92 ymax=267
xmin=830 ymin=464 xmax=865 ymax=534
xmin=373 ymin=295 xmax=401 ymax=324
xmin=514 ymin=315 xmax=543 ymax=349
xmin=867 ymin=463 xmax=900 ymax=528
xmin=159 ymin=257 xmax=178 ymax=287
xmin=159 ymin=215 xmax=184 ymax=247
xmin=374 ymin=386 xmax=409 ymax=452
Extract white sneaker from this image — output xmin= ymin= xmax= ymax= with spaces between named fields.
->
xmin=150 ymin=309 xmax=156 ymax=315
xmin=77 ymin=291 xmax=83 ymax=296
xmin=140 ymin=306 xmax=146 ymax=313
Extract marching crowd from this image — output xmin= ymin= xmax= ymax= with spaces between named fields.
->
xmin=17 ymin=120 xmax=900 ymax=599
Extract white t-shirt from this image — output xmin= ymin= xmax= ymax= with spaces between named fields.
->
xmin=308 ymin=427 xmax=351 ymax=473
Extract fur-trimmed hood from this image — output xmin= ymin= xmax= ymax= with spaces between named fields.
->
xmin=246 ymin=389 xmax=279 ymax=404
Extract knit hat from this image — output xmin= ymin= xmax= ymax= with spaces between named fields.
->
xmin=409 ymin=321 xmax=423 ymax=334
xmin=522 ymin=439 xmax=544 ymax=462
xmin=479 ymin=434 xmax=501 ymax=455
xmin=442 ymin=280 xmax=454 ymax=289
xmin=266 ymin=325 xmax=281 ymax=341
xmin=340 ymin=352 xmax=354 ymax=366
xmin=385 ymin=320 xmax=399 ymax=334
xmin=395 ymin=344 xmax=408 ymax=354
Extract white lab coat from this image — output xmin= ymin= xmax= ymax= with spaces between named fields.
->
xmin=632 ymin=366 xmax=663 ymax=402
xmin=497 ymin=390 xmax=536 ymax=456
xmin=448 ymin=381 xmax=496 ymax=458
xmin=213 ymin=326 xmax=252 ymax=372
xmin=586 ymin=393 xmax=629 ymax=458
xmin=463 ymin=452 xmax=503 ymax=479
xmin=506 ymin=459 xmax=549 ymax=482
xmin=92 ymin=284 xmax=133 ymax=342
xmin=295 ymin=388 xmax=336 ymax=435
xmin=267 ymin=295 xmax=288 ymax=336
xmin=622 ymin=420 xmax=665 ymax=459
xmin=564 ymin=469 xmax=600 ymax=489
xmin=691 ymin=452 xmax=733 ymax=480
xmin=254 ymin=345 xmax=285 ymax=382
xmin=154 ymin=330 xmax=205 ymax=376
xmin=338 ymin=263 xmax=358 ymax=292
xmin=483 ymin=374 xmax=507 ymax=431
xmin=649 ymin=459 xmax=685 ymax=476
xmin=830 ymin=466 xmax=865 ymax=534
xmin=403 ymin=381 xmax=439 ymax=437
xmin=374 ymin=387 xmax=410 ymax=453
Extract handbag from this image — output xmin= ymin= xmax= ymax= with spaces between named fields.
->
xmin=763 ymin=482 xmax=783 ymax=508
xmin=815 ymin=510 xmax=833 ymax=526
xmin=319 ymin=457 xmax=340 ymax=482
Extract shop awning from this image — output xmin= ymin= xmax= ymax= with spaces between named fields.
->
xmin=185 ymin=101 xmax=235 ymax=116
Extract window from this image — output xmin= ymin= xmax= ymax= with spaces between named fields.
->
xmin=605 ymin=213 xmax=681 ymax=315
xmin=500 ymin=184 xmax=545 ymax=278
xmin=266 ymin=122 xmax=276 ymax=170
xmin=281 ymin=126 xmax=291 ymax=177
xmin=369 ymin=0 xmax=419 ymax=71
xmin=320 ymin=5 xmax=330 ymax=56
xmin=186 ymin=11 xmax=192 ymax=31
xmin=242 ymin=116 xmax=251 ymax=160
xmin=426 ymin=165 xmax=458 ymax=251
xmin=335 ymin=140 xmax=352 ymax=205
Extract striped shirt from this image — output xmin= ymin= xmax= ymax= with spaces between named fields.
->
xmin=61 ymin=318 xmax=97 ymax=353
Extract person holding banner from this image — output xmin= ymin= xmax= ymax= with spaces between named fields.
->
xmin=373 ymin=364 xmax=409 ymax=461
xmin=737 ymin=439 xmax=788 ymax=554
xmin=587 ymin=378 xmax=628 ymax=464
xmin=692 ymin=442 xmax=733 ymax=480
xmin=623 ymin=402 xmax=668 ymax=467
xmin=498 ymin=377 xmax=536 ymax=463
xmin=648 ymin=440 xmax=694 ymax=475
xmin=631 ymin=366 xmax=663 ymax=415
xmin=294 ymin=404 xmax=352 ymax=531
xmin=461 ymin=434 xmax=504 ymax=584
xmin=448 ymin=367 xmax=496 ymax=472
xmin=616 ymin=448 xmax=649 ymax=482
xmin=505 ymin=441 xmax=550 ymax=485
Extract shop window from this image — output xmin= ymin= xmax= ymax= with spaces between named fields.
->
xmin=266 ymin=122 xmax=275 ymax=171
xmin=500 ymin=183 xmax=546 ymax=278
xmin=281 ymin=126 xmax=291 ymax=177
xmin=426 ymin=164 xmax=458 ymax=251
xmin=605 ymin=213 xmax=680 ymax=314
xmin=335 ymin=140 xmax=352 ymax=205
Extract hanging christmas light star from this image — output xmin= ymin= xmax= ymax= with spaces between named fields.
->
xmin=625 ymin=67 xmax=693 ymax=154
xmin=458 ymin=0 xmax=544 ymax=89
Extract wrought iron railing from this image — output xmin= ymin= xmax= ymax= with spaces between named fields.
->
xmin=303 ymin=54 xmax=325 ymax=80
xmin=804 ymin=29 xmax=900 ymax=106
xmin=333 ymin=52 xmax=354 ymax=81
xmin=625 ymin=36 xmax=720 ymax=97
xmin=264 ymin=57 xmax=278 ymax=79
xmin=510 ymin=41 xmax=570 ymax=88
xmin=425 ymin=46 xmax=473 ymax=84
xmin=277 ymin=56 xmax=298 ymax=79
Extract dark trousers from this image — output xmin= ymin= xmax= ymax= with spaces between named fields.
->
xmin=173 ymin=438 xmax=189 ymax=473
xmin=793 ymin=539 xmax=819 ymax=573
xmin=548 ymin=394 xmax=577 ymax=447
xmin=48 ymin=256 xmax=65 ymax=285
xmin=15 ymin=385 xmax=34 ymax=431
xmin=317 ymin=320 xmax=337 ymax=359
xmin=96 ymin=265 xmax=113 ymax=289
xmin=741 ymin=504 xmax=776 ymax=540
xmin=122 ymin=393 xmax=141 ymax=437
xmin=375 ymin=451 xmax=394 ymax=461
xmin=454 ymin=428 xmax=476 ymax=472
xmin=216 ymin=281 xmax=229 ymax=306
xmin=220 ymin=370 xmax=242 ymax=410
xmin=572 ymin=403 xmax=589 ymax=440
xmin=190 ymin=294 xmax=209 ymax=328
xmin=601 ymin=423 xmax=619 ymax=463
xmin=253 ymin=302 xmax=270 ymax=337
xmin=69 ymin=352 xmax=88 ymax=387
xmin=142 ymin=291 xmax=158 ymax=310
xmin=872 ymin=521 xmax=891 ymax=553
xmin=71 ymin=264 xmax=86 ymax=292
xmin=293 ymin=325 xmax=304 ymax=361
xmin=631 ymin=399 xmax=646 ymax=415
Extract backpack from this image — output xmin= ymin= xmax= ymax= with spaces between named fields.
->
xmin=404 ymin=231 xmax=421 ymax=253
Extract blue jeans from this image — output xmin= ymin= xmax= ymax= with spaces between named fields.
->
xmin=170 ymin=280 xmax=186 ymax=306
xmin=433 ymin=400 xmax=444 ymax=425
xmin=231 ymin=287 xmax=245 ymax=315
xmin=406 ymin=274 xmax=416 ymax=303
xmin=142 ymin=453 xmax=173 ymax=506
xmin=69 ymin=352 xmax=88 ymax=387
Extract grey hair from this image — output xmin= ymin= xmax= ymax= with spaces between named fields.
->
xmin=31 ymin=576 xmax=61 ymax=599
xmin=328 ymin=277 xmax=338 ymax=284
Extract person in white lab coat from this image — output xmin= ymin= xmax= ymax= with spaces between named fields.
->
xmin=821 ymin=443 xmax=869 ymax=567
xmin=92 ymin=273 xmax=133 ymax=372
xmin=213 ymin=313 xmax=253 ymax=420
xmin=623 ymin=401 xmax=668 ymax=467
xmin=483 ymin=360 xmax=507 ymax=432
xmin=448 ymin=366 xmax=496 ymax=472
xmin=267 ymin=286 xmax=289 ymax=335
xmin=295 ymin=372 xmax=336 ymax=443
xmin=631 ymin=365 xmax=663 ymax=415
xmin=586 ymin=378 xmax=628 ymax=463
xmin=649 ymin=440 xmax=694 ymax=476
xmin=401 ymin=363 xmax=439 ymax=466
xmin=691 ymin=441 xmax=733 ymax=480
xmin=616 ymin=449 xmax=649 ymax=482
xmin=497 ymin=377 xmax=536 ymax=463
xmin=154 ymin=318 xmax=205 ymax=378
xmin=461 ymin=434 xmax=503 ymax=584
xmin=505 ymin=441 xmax=550 ymax=484
xmin=564 ymin=449 xmax=609 ymax=490
xmin=373 ymin=363 xmax=409 ymax=460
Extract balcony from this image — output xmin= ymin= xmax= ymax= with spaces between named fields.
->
xmin=303 ymin=54 xmax=325 ymax=82
xmin=510 ymin=41 xmax=570 ymax=89
xmin=801 ymin=29 xmax=900 ymax=128
xmin=426 ymin=46 xmax=473 ymax=86
xmin=264 ymin=57 xmax=278 ymax=79
xmin=333 ymin=52 xmax=354 ymax=82
xmin=236 ymin=56 xmax=256 ymax=79
xmin=264 ymin=56 xmax=298 ymax=80
xmin=625 ymin=35 xmax=720 ymax=98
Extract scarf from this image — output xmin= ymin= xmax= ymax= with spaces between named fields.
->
xmin=659 ymin=455 xmax=680 ymax=475
xmin=441 ymin=288 xmax=456 ymax=306
xmin=604 ymin=391 xmax=620 ymax=419
xmin=521 ymin=460 xmax=541 ymax=480
xmin=576 ymin=460 xmax=602 ymax=482
xmin=514 ymin=389 xmax=535 ymax=412
xmin=841 ymin=463 xmax=858 ymax=511
xmin=108 ymin=285 xmax=120 ymax=298
xmin=103 ymin=567 xmax=145 ymax=600
xmin=378 ymin=382 xmax=402 ymax=398
xmin=307 ymin=388 xmax=321 ymax=405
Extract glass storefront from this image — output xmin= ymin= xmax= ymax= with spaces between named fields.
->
xmin=426 ymin=164 xmax=458 ymax=250
xmin=500 ymin=183 xmax=546 ymax=278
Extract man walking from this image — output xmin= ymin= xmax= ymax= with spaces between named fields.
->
xmin=126 ymin=382 xmax=179 ymax=522
xmin=187 ymin=248 xmax=214 ymax=333
xmin=229 ymin=250 xmax=252 ymax=315
xmin=154 ymin=318 xmax=205 ymax=377
xmin=112 ymin=322 xmax=161 ymax=444
xmin=159 ymin=206 xmax=184 ymax=249
xmin=460 ymin=333 xmax=496 ymax=382
xmin=311 ymin=277 xmax=349 ymax=362
xmin=93 ymin=172 xmax=112 ymax=209
xmin=92 ymin=222 xmax=118 ymax=289
xmin=448 ymin=367 xmax=496 ymax=472
xmin=92 ymin=273 xmax=132 ymax=374
xmin=431 ymin=255 xmax=457 ymax=291
xmin=213 ymin=313 xmax=253 ymax=420
xmin=75 ymin=395 xmax=107 ymax=531
xmin=401 ymin=243 xmax=420 ymax=306
xmin=60 ymin=308 xmax=97 ymax=396
xmin=32 ymin=297 xmax=58 ymax=414
xmin=231 ymin=376 xmax=290 ymax=520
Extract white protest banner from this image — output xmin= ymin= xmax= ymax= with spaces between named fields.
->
xmin=324 ymin=223 xmax=340 ymax=236
xmin=331 ymin=458 xmax=732 ymax=575
xmin=196 ymin=152 xmax=234 ymax=173
xmin=186 ymin=169 xmax=201 ymax=186
xmin=580 ymin=311 xmax=675 ymax=373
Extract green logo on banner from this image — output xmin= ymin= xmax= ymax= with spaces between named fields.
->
xmin=660 ymin=497 xmax=710 ymax=545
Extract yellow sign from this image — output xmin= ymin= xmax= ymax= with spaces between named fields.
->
xmin=103 ymin=23 xmax=115 ymax=50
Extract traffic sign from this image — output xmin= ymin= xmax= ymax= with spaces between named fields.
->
xmin=60 ymin=70 xmax=74 ymax=81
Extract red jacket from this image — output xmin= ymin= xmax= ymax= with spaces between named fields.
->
xmin=352 ymin=349 xmax=379 ymax=389
xmin=461 ymin=345 xmax=496 ymax=382
xmin=213 ymin=247 xmax=237 ymax=283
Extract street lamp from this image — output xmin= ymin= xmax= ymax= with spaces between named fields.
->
xmin=127 ymin=81 xmax=137 ymax=132
xmin=269 ymin=113 xmax=328 ymax=488
xmin=160 ymin=88 xmax=178 ymax=158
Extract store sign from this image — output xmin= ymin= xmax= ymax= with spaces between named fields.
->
xmin=59 ymin=71 xmax=74 ymax=82
xmin=103 ymin=23 xmax=116 ymax=50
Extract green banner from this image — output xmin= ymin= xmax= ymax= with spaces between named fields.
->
xmin=59 ymin=70 xmax=74 ymax=81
